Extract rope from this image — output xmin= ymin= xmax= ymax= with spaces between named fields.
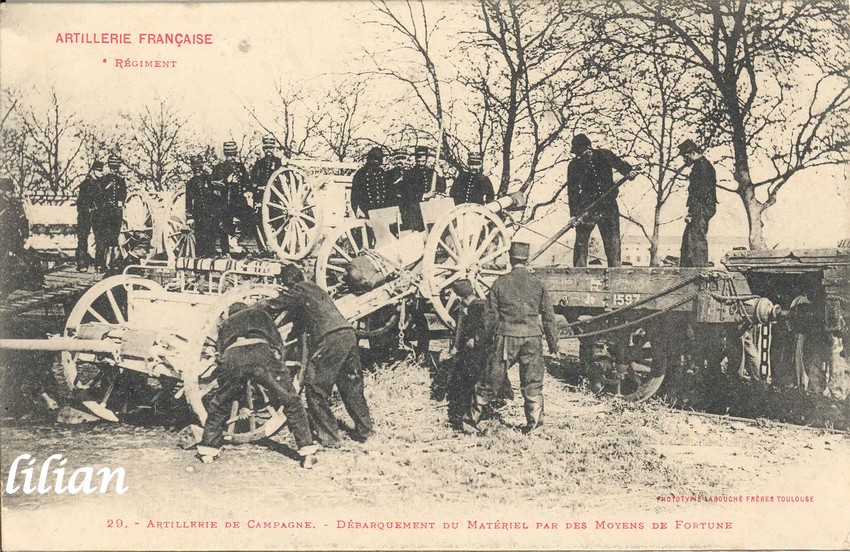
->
xmin=561 ymin=293 xmax=698 ymax=339
xmin=564 ymin=273 xmax=705 ymax=331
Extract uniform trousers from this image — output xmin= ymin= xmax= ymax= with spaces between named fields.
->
xmin=573 ymin=206 xmax=621 ymax=267
xmin=304 ymin=328 xmax=372 ymax=445
xmin=680 ymin=212 xmax=712 ymax=267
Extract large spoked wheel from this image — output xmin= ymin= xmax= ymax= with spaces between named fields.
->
xmin=262 ymin=165 xmax=323 ymax=261
xmin=53 ymin=276 xmax=165 ymax=415
xmin=422 ymin=204 xmax=511 ymax=328
xmin=576 ymin=318 xmax=669 ymax=402
xmin=118 ymin=191 xmax=156 ymax=257
xmin=184 ymin=285 xmax=306 ymax=444
xmin=314 ymin=221 xmax=399 ymax=339
xmin=163 ymin=190 xmax=196 ymax=260
xmin=314 ymin=220 xmax=375 ymax=298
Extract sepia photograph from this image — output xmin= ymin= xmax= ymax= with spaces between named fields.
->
xmin=0 ymin=1 xmax=848 ymax=550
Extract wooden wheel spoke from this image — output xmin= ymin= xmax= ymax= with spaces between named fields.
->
xmin=479 ymin=245 xmax=510 ymax=266
xmin=85 ymin=306 xmax=109 ymax=324
xmin=267 ymin=201 xmax=289 ymax=211
xmin=270 ymin=184 xmax=291 ymax=206
xmin=434 ymin=271 xmax=463 ymax=291
xmin=332 ymin=244 xmax=352 ymax=262
xmin=437 ymin=238 xmax=460 ymax=262
xmin=105 ymin=289 xmax=125 ymax=325
xmin=266 ymin=213 xmax=288 ymax=224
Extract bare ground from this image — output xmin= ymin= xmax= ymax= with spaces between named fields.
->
xmin=2 ymin=355 xmax=849 ymax=550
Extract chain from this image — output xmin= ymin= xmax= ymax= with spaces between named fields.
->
xmin=397 ymin=300 xmax=415 ymax=358
xmin=562 ymin=293 xmax=698 ymax=339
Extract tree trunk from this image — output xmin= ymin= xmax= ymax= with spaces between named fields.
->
xmin=650 ymin=204 xmax=662 ymax=266
xmin=740 ymin=185 xmax=767 ymax=249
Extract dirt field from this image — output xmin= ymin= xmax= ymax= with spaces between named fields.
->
xmin=2 ymin=354 xmax=849 ymax=550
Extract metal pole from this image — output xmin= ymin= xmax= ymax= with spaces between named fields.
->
xmin=529 ymin=173 xmax=633 ymax=263
xmin=0 ymin=338 xmax=119 ymax=355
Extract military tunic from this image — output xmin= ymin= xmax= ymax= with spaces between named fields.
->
xmin=92 ymin=173 xmax=126 ymax=268
xmin=450 ymin=171 xmax=494 ymax=205
xmin=567 ymin=149 xmax=632 ymax=267
xmin=399 ymin=166 xmax=445 ymax=231
xmin=680 ymin=156 xmax=717 ymax=267
xmin=0 ymin=194 xmax=29 ymax=257
xmin=210 ymin=159 xmax=248 ymax=236
xmin=75 ymin=175 xmax=97 ymax=266
xmin=350 ymin=162 xmax=392 ymax=217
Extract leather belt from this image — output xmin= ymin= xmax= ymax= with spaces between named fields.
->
xmin=223 ymin=337 xmax=268 ymax=354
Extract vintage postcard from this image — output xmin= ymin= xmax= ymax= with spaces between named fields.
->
xmin=1 ymin=1 xmax=849 ymax=550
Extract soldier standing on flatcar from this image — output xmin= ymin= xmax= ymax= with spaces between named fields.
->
xmin=211 ymin=141 xmax=248 ymax=251
xmin=398 ymin=146 xmax=446 ymax=232
xmin=450 ymin=152 xmax=494 ymax=206
xmin=678 ymin=139 xmax=717 ymax=268
xmin=75 ymin=161 xmax=103 ymax=271
xmin=461 ymin=242 xmax=560 ymax=435
xmin=386 ymin=149 xmax=408 ymax=193
xmin=567 ymin=134 xmax=637 ymax=267
xmin=186 ymin=156 xmax=228 ymax=257
xmin=93 ymin=154 xmax=126 ymax=272
xmin=248 ymin=136 xmax=282 ymax=252
xmin=350 ymin=147 xmax=392 ymax=218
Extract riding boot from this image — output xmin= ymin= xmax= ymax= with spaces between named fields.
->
xmin=523 ymin=394 xmax=544 ymax=434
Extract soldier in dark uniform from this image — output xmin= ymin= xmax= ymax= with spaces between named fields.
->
xmin=567 ymin=134 xmax=637 ymax=267
xmin=186 ymin=156 xmax=229 ymax=257
xmin=461 ymin=242 xmax=560 ymax=435
xmin=248 ymin=136 xmax=282 ymax=252
xmin=211 ymin=141 xmax=248 ymax=249
xmin=451 ymin=152 xmax=494 ymax=206
xmin=0 ymin=177 xmax=28 ymax=258
xmin=398 ymin=146 xmax=446 ymax=231
xmin=195 ymin=301 xmax=318 ymax=468
xmin=76 ymin=161 xmax=103 ymax=270
xmin=262 ymin=265 xmax=373 ymax=447
xmin=350 ymin=147 xmax=392 ymax=218
xmin=678 ymin=139 xmax=717 ymax=268
xmin=93 ymin=154 xmax=126 ymax=272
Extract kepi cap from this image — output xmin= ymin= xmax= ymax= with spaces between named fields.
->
xmin=366 ymin=147 xmax=384 ymax=161
xmin=414 ymin=145 xmax=429 ymax=157
xmin=453 ymin=279 xmax=475 ymax=299
xmin=509 ymin=241 xmax=530 ymax=261
xmin=571 ymin=134 xmax=592 ymax=155
xmin=91 ymin=161 xmax=105 ymax=171
xmin=0 ymin=177 xmax=13 ymax=192
xmin=223 ymin=141 xmax=238 ymax=155
xmin=107 ymin=153 xmax=121 ymax=168
xmin=262 ymin=136 xmax=276 ymax=150
xmin=677 ymin=139 xmax=699 ymax=156
xmin=468 ymin=153 xmax=482 ymax=164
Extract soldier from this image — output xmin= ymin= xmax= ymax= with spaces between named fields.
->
xmin=186 ymin=156 xmax=229 ymax=257
xmin=398 ymin=146 xmax=446 ymax=231
xmin=678 ymin=139 xmax=717 ymax=268
xmin=248 ymin=136 xmax=282 ymax=252
xmin=211 ymin=141 xmax=248 ymax=250
xmin=450 ymin=152 xmax=494 ymax=206
xmin=386 ymin=149 xmax=408 ymax=189
xmin=195 ymin=301 xmax=318 ymax=468
xmin=567 ymin=134 xmax=637 ymax=267
xmin=75 ymin=161 xmax=102 ymax=271
xmin=262 ymin=264 xmax=373 ymax=447
xmin=445 ymin=280 xmax=487 ymax=424
xmin=0 ymin=177 xmax=29 ymax=258
xmin=93 ymin=154 xmax=126 ymax=272
xmin=461 ymin=242 xmax=560 ymax=435
xmin=350 ymin=147 xmax=392 ymax=218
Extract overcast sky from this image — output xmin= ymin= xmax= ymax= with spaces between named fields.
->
xmin=1 ymin=2 xmax=847 ymax=248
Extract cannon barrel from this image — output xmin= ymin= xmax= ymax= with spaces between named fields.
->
xmin=484 ymin=191 xmax=526 ymax=215
xmin=0 ymin=337 xmax=120 ymax=355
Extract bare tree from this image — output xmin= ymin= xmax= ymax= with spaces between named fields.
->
xmin=15 ymin=90 xmax=85 ymax=193
xmin=245 ymin=80 xmax=321 ymax=159
xmin=594 ymin=0 xmax=850 ymax=248
xmin=313 ymin=79 xmax=368 ymax=162
xmin=0 ymin=87 xmax=35 ymax=194
xmin=363 ymin=0 xmax=459 ymax=167
xmin=121 ymin=99 xmax=189 ymax=192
